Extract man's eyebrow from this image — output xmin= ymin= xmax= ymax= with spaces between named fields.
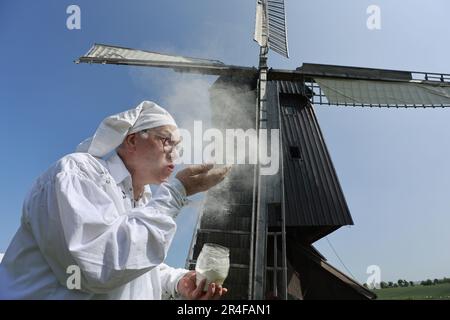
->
xmin=153 ymin=129 xmax=181 ymax=141
xmin=151 ymin=129 xmax=172 ymax=136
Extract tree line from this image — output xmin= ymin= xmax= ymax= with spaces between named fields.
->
xmin=370 ymin=277 xmax=450 ymax=289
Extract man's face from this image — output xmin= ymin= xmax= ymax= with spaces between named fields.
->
xmin=133 ymin=125 xmax=181 ymax=184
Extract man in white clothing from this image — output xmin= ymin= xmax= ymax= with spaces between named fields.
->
xmin=0 ymin=101 xmax=229 ymax=299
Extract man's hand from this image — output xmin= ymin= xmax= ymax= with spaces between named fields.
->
xmin=177 ymin=271 xmax=228 ymax=300
xmin=176 ymin=164 xmax=231 ymax=196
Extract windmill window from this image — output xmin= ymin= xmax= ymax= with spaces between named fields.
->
xmin=283 ymin=105 xmax=296 ymax=115
xmin=289 ymin=146 xmax=302 ymax=159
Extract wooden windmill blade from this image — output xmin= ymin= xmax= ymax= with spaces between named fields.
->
xmin=254 ymin=0 xmax=290 ymax=58
xmin=269 ymin=63 xmax=450 ymax=107
xmin=76 ymin=43 xmax=257 ymax=77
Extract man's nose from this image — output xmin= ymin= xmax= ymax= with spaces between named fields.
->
xmin=167 ymin=148 xmax=179 ymax=161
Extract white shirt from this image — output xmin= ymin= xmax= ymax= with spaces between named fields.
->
xmin=0 ymin=152 xmax=190 ymax=299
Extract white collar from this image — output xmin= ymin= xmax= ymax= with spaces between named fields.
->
xmin=106 ymin=152 xmax=130 ymax=185
xmin=105 ymin=152 xmax=152 ymax=199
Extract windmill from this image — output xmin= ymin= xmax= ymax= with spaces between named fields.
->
xmin=76 ymin=0 xmax=450 ymax=299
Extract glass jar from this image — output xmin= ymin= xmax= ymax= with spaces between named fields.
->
xmin=195 ymin=243 xmax=230 ymax=291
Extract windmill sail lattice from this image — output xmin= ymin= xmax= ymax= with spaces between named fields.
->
xmin=254 ymin=0 xmax=289 ymax=58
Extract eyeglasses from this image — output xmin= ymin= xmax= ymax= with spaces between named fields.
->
xmin=151 ymin=133 xmax=184 ymax=158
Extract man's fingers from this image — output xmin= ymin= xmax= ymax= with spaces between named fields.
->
xmin=208 ymin=167 xmax=230 ymax=179
xmin=185 ymin=163 xmax=214 ymax=176
xmin=201 ymin=283 xmax=216 ymax=300
xmin=186 ymin=271 xmax=196 ymax=281
xmin=212 ymin=285 xmax=223 ymax=300
xmin=205 ymin=167 xmax=230 ymax=185
xmin=176 ymin=164 xmax=231 ymax=196
xmin=184 ymin=164 xmax=229 ymax=178
xmin=192 ymin=278 xmax=207 ymax=298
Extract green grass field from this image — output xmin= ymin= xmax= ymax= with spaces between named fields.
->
xmin=374 ymin=283 xmax=450 ymax=300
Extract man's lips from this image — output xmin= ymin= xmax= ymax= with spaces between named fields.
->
xmin=167 ymin=164 xmax=175 ymax=172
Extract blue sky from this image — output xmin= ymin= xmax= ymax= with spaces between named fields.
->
xmin=1 ymin=0 xmax=449 ymax=285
